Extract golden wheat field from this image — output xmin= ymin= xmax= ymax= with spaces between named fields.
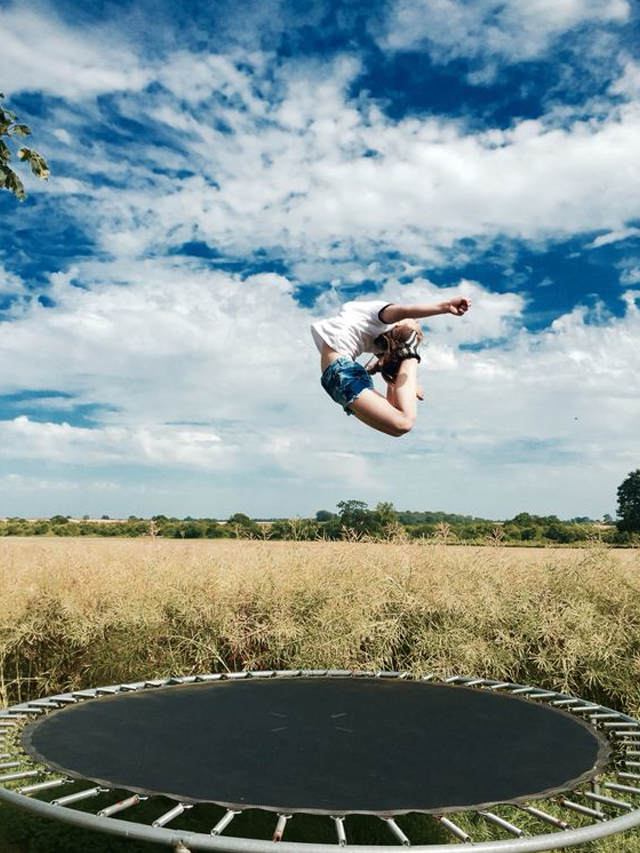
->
xmin=2 ymin=538 xmax=640 ymax=852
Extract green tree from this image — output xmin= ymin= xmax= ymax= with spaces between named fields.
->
xmin=374 ymin=501 xmax=398 ymax=530
xmin=617 ymin=469 xmax=640 ymax=533
xmin=336 ymin=500 xmax=370 ymax=534
xmin=227 ymin=512 xmax=261 ymax=538
xmin=315 ymin=510 xmax=336 ymax=522
xmin=0 ymin=93 xmax=49 ymax=200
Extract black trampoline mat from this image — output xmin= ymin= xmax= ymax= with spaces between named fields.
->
xmin=22 ymin=677 xmax=611 ymax=815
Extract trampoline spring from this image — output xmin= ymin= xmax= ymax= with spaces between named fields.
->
xmin=381 ymin=817 xmax=410 ymax=846
xmin=604 ymin=721 xmax=639 ymax=729
xmin=98 ymin=794 xmax=144 ymax=817
xmin=527 ymin=692 xmax=558 ymax=700
xmin=419 ymin=673 xmax=435 ymax=682
xmin=478 ymin=811 xmax=524 ymax=836
xmin=211 ymin=809 xmax=241 ymax=836
xmin=604 ymin=782 xmax=640 ymax=797
xmin=273 ymin=813 xmax=290 ymax=842
xmin=624 ymin=761 xmax=640 ymax=769
xmin=0 ymin=721 xmax=17 ymax=728
xmin=433 ymin=815 xmax=471 ymax=842
xmin=583 ymin=790 xmax=634 ymax=811
xmin=555 ymin=797 xmax=604 ymax=820
xmin=618 ymin=771 xmax=640 ymax=781
xmin=508 ymin=686 xmax=536 ymax=695
xmin=486 ymin=682 xmax=513 ymax=690
xmin=551 ymin=698 xmax=581 ymax=706
xmin=0 ymin=755 xmax=9 ymax=761
xmin=590 ymin=713 xmax=623 ymax=721
xmin=152 ymin=803 xmax=192 ymax=828
xmin=0 ymin=762 xmax=20 ymax=771
xmin=0 ymin=770 xmax=38 ymax=783
xmin=332 ymin=816 xmax=347 ymax=846
xmin=626 ymin=750 xmax=640 ymax=757
xmin=51 ymin=786 xmax=107 ymax=806
xmin=18 ymin=778 xmax=67 ymax=795
xmin=518 ymin=805 xmax=570 ymax=830
xmin=569 ymin=705 xmax=601 ymax=714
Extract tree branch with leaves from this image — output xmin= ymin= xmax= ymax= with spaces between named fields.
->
xmin=0 ymin=92 xmax=50 ymax=201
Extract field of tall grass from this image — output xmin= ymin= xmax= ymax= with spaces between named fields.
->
xmin=1 ymin=537 xmax=640 ymax=852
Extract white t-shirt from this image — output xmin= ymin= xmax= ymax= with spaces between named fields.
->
xmin=311 ymin=300 xmax=394 ymax=361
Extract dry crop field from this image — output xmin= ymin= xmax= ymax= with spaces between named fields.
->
xmin=1 ymin=537 xmax=639 ymax=710
xmin=1 ymin=538 xmax=640 ymax=852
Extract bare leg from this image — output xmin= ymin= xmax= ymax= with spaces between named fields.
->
xmin=349 ymin=359 xmax=419 ymax=436
xmin=386 ymin=377 xmax=424 ymax=404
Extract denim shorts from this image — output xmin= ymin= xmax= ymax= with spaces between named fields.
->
xmin=321 ymin=357 xmax=374 ymax=415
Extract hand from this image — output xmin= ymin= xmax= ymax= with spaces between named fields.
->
xmin=445 ymin=297 xmax=471 ymax=316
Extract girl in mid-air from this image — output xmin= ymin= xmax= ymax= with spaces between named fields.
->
xmin=311 ymin=297 xmax=470 ymax=437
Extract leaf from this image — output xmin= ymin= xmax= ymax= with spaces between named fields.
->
xmin=0 ymin=139 xmax=11 ymax=164
xmin=0 ymin=164 xmax=26 ymax=200
xmin=19 ymin=147 xmax=50 ymax=180
xmin=12 ymin=124 xmax=32 ymax=137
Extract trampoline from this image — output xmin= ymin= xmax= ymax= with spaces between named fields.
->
xmin=2 ymin=670 xmax=640 ymax=852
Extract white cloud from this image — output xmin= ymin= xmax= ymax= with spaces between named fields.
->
xmin=0 ymin=265 xmax=27 ymax=296
xmin=376 ymin=0 xmax=630 ymax=65
xmin=610 ymin=58 xmax=640 ymax=97
xmin=6 ymin=14 xmax=640 ymax=274
xmin=620 ymin=268 xmax=640 ymax=285
xmin=586 ymin=228 xmax=640 ymax=249
xmin=0 ymin=5 xmax=151 ymax=98
xmin=0 ymin=417 xmax=233 ymax=471
xmin=42 ymin=55 xmax=640 ymax=275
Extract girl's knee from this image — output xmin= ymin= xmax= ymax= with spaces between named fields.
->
xmin=391 ymin=413 xmax=415 ymax=436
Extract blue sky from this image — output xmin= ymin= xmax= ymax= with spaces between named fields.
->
xmin=1 ymin=0 xmax=640 ymax=520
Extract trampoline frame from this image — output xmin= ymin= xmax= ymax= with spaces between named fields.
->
xmin=1 ymin=669 xmax=640 ymax=852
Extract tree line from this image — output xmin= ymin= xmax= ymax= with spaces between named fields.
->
xmin=2 ymin=471 xmax=639 ymax=545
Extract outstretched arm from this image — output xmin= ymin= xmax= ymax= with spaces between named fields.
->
xmin=380 ymin=297 xmax=471 ymax=324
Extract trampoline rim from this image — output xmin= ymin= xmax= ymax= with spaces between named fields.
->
xmin=1 ymin=669 xmax=640 ymax=853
